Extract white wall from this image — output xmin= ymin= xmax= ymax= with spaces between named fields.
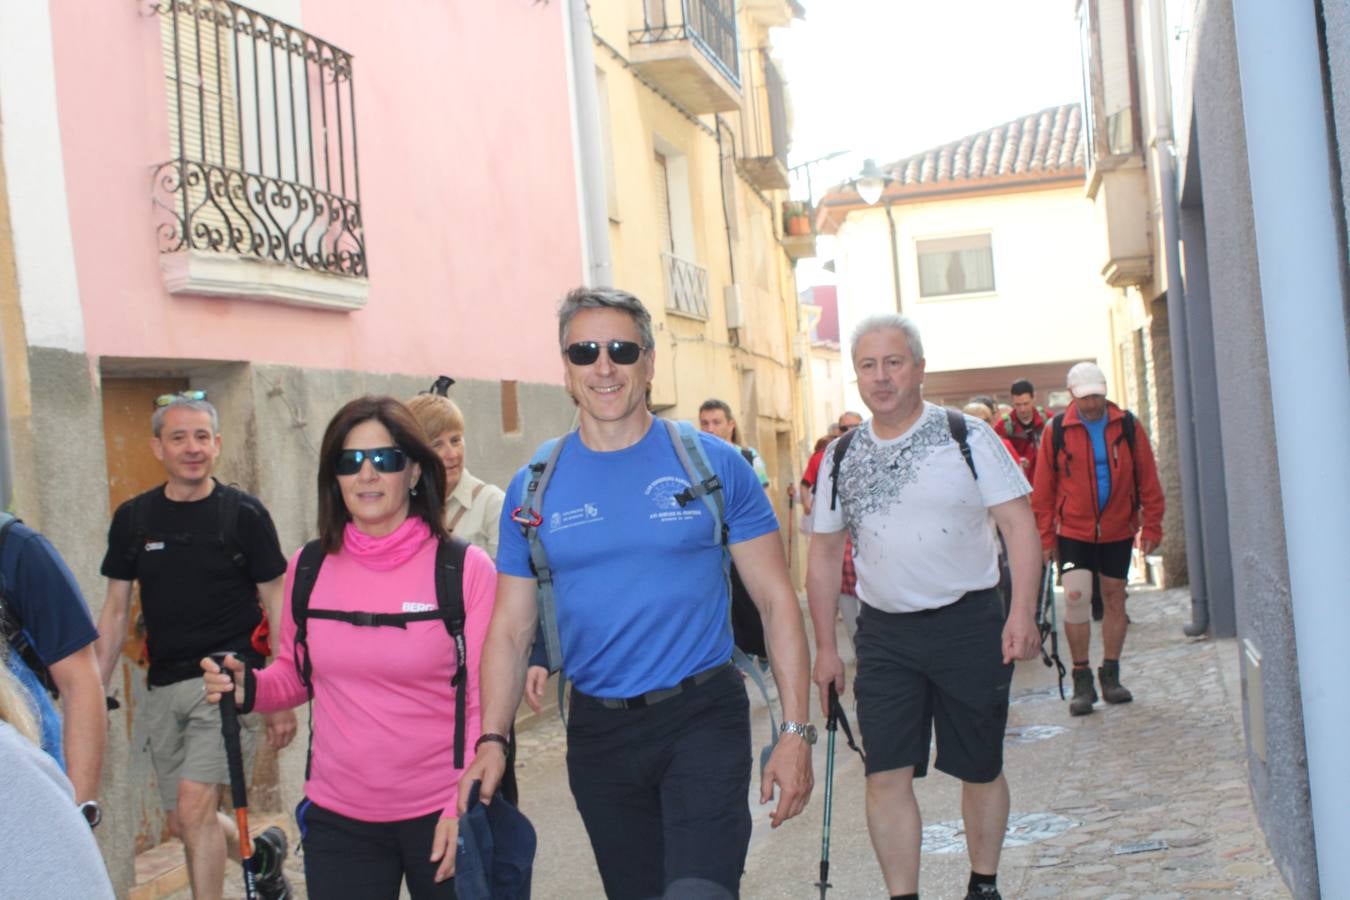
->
xmin=808 ymin=347 xmax=843 ymax=439
xmin=833 ymin=185 xmax=1117 ymax=411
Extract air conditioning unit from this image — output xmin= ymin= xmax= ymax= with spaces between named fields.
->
xmin=724 ymin=284 xmax=745 ymax=330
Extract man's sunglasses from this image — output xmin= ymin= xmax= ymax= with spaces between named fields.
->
xmin=564 ymin=340 xmax=646 ymax=366
xmin=154 ymin=390 xmax=207 ymax=408
xmin=334 ymin=447 xmax=409 ymax=476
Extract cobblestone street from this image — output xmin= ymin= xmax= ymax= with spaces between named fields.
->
xmin=186 ymin=587 xmax=1289 ymax=899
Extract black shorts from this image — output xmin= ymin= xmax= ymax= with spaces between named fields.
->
xmin=1057 ymin=536 xmax=1133 ymax=580
xmin=853 ymin=588 xmax=1013 ymax=784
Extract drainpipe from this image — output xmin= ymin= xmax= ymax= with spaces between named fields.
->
xmin=1141 ymin=0 xmax=1209 ymax=635
xmin=883 ymin=200 xmax=901 ymax=314
xmin=563 ymin=0 xmax=612 ymax=287
xmin=1233 ymin=2 xmax=1350 ymax=894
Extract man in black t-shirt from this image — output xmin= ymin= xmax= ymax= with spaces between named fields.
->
xmin=95 ymin=395 xmax=294 ymax=899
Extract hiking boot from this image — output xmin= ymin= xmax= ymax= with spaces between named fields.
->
xmin=966 ymin=885 xmax=1003 ymax=900
xmin=1098 ymin=660 xmax=1134 ymax=704
xmin=1069 ymin=668 xmax=1097 ymax=716
xmin=252 ymin=826 xmax=293 ymax=900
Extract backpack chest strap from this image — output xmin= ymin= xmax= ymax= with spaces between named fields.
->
xmin=304 ymin=608 xmax=452 ymax=629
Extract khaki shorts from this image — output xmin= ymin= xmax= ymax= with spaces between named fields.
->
xmin=143 ymin=676 xmax=260 ymax=810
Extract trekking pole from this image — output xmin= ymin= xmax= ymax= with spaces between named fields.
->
xmin=211 ymin=653 xmax=259 ymax=900
xmin=815 ymin=683 xmax=841 ymax=899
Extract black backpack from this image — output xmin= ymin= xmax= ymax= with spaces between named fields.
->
xmin=730 ymin=447 xmax=768 ymax=658
xmin=827 ymin=408 xmax=977 ymax=511
xmin=0 ymin=514 xmax=59 ymax=699
xmin=287 ymin=536 xmax=516 ymax=799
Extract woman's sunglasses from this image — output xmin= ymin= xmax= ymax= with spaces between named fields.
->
xmin=335 ymin=447 xmax=408 ymax=476
xmin=564 ymin=340 xmax=646 ymax=366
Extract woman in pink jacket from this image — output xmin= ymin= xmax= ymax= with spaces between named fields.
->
xmin=205 ymin=396 xmax=496 ymax=898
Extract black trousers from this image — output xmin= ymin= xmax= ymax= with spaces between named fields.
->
xmin=297 ymin=798 xmax=456 ymax=899
xmin=566 ymin=664 xmax=751 ymax=899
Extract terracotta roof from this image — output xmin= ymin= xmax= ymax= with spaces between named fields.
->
xmin=887 ymin=103 xmax=1084 ymax=186
xmin=817 ymin=104 xmax=1085 ymax=231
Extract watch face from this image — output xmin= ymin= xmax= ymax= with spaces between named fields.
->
xmin=80 ymin=802 xmax=101 ymax=828
xmin=804 ymin=724 xmax=818 ymax=745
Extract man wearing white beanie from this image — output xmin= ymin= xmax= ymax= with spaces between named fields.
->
xmin=1032 ymin=362 xmax=1165 ymax=716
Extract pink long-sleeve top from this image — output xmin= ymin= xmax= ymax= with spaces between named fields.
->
xmin=252 ymin=516 xmax=495 ymax=822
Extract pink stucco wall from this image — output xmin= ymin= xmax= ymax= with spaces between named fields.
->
xmin=48 ymin=1 xmax=581 ymax=385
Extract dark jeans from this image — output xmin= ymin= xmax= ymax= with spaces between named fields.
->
xmin=297 ymin=798 xmax=456 ymax=899
xmin=566 ymin=665 xmax=751 ymax=899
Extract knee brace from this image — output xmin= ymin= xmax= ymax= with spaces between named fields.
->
xmin=1061 ymin=569 xmax=1094 ymax=624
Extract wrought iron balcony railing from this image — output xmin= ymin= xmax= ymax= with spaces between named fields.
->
xmin=632 ymin=0 xmax=740 ymax=87
xmin=662 ymin=251 xmax=710 ymax=319
xmin=151 ymin=0 xmax=365 ymax=278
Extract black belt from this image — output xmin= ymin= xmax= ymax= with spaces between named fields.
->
xmin=582 ymin=661 xmax=733 ymax=710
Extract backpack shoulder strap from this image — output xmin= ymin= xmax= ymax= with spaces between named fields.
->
xmin=740 ymin=447 xmax=755 ymax=466
xmin=664 ymin=420 xmax=780 ymax=776
xmin=123 ymin=491 xmax=153 ymax=566
xmin=290 ymin=538 xmax=326 ymax=781
xmin=434 ymin=537 xmax=470 ymax=768
xmin=1051 ymin=413 xmax=1067 ymax=472
xmin=828 ymin=430 xmax=856 ymax=511
xmin=946 ymin=408 xmax=978 ymax=480
xmin=513 ymin=434 xmax=569 ymax=674
xmin=215 ymin=482 xmax=247 ymax=570
xmin=666 ymin=420 xmax=726 ymax=543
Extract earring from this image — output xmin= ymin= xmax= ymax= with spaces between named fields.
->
xmin=410 ymin=485 xmax=419 ymax=497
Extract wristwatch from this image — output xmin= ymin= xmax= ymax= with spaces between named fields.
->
xmin=79 ymin=800 xmax=102 ymax=829
xmin=779 ymin=721 xmax=818 ymax=745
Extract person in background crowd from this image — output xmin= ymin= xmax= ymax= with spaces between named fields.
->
xmin=1033 ymin=362 xmax=1165 ymax=717
xmin=963 ymin=401 xmax=1018 ymax=462
xmin=206 ymin=396 xmax=496 ymax=898
xmin=95 ymin=393 xmax=294 ymax=900
xmin=406 ymin=390 xmax=507 ymax=560
xmin=994 ymin=379 xmax=1052 ymax=479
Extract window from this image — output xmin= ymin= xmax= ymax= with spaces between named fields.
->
xmin=916 ymin=234 xmax=995 ymax=298
xmin=653 ymin=138 xmax=708 ymax=319
xmin=1077 ymin=0 xmax=1140 ymax=161
xmin=152 ymin=1 xmax=366 ymax=291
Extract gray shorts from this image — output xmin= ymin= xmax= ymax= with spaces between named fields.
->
xmin=143 ymin=676 xmax=260 ymax=810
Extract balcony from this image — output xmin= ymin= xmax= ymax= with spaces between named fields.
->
xmin=1089 ymin=159 xmax=1152 ymax=287
xmin=151 ymin=0 xmax=367 ymax=309
xmin=739 ymin=52 xmax=790 ymax=192
xmin=662 ymin=251 xmax=710 ymax=318
xmin=781 ymin=201 xmax=815 ymax=260
xmin=629 ymin=0 xmax=741 ymax=114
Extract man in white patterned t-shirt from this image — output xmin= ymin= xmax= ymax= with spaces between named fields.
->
xmin=806 ymin=314 xmax=1042 ymax=900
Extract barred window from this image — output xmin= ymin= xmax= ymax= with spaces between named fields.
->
xmin=151 ymin=0 xmax=365 ymax=279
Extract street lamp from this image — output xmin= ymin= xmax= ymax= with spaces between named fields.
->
xmin=854 ymin=158 xmax=891 ymax=206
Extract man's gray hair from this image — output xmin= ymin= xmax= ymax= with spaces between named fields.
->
xmin=557 ymin=287 xmax=656 ymax=352
xmin=151 ymin=398 xmax=219 ymax=437
xmin=850 ymin=313 xmax=924 ymax=362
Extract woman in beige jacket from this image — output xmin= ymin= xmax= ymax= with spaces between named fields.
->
xmin=407 ymin=392 xmax=507 ymax=559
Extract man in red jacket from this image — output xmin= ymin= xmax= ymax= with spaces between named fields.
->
xmin=1032 ymin=363 xmax=1164 ymax=716
xmin=994 ymin=379 xmax=1052 ymax=479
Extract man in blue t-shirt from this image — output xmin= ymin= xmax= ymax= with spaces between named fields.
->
xmin=459 ymin=287 xmax=815 ymax=899
xmin=0 ymin=514 xmax=106 ymax=827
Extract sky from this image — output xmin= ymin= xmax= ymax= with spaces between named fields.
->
xmin=774 ymin=0 xmax=1084 ymax=216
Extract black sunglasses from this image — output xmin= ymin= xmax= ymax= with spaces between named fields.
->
xmin=335 ymin=446 xmax=409 ymax=476
xmin=564 ymin=340 xmax=646 ymax=366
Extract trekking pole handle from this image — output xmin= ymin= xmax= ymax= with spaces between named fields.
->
xmin=827 ymin=683 xmax=840 ymax=732
xmin=210 ymin=653 xmax=249 ymax=811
